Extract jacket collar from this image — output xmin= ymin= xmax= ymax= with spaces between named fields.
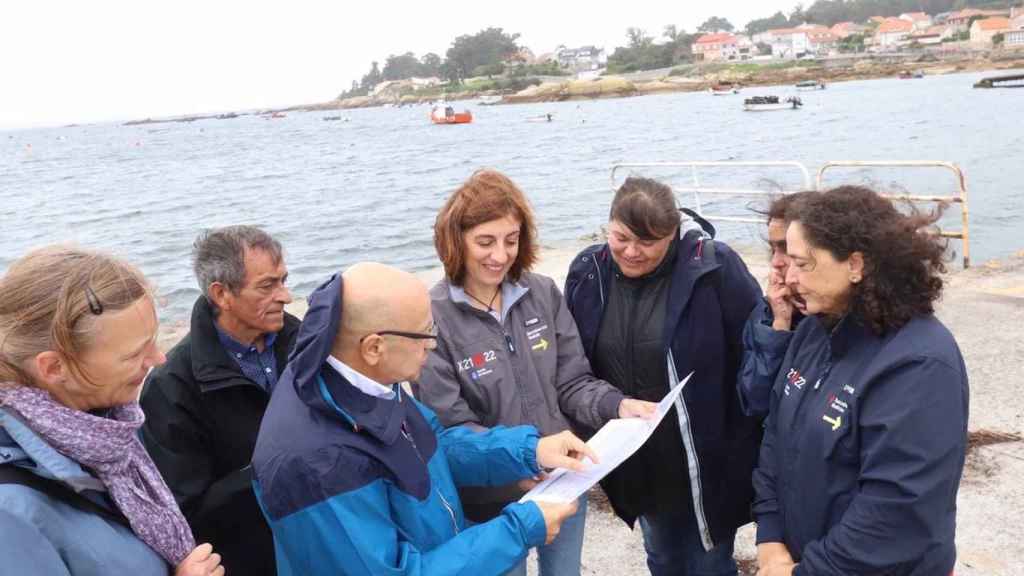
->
xmin=824 ymin=314 xmax=876 ymax=360
xmin=316 ymin=364 xmax=405 ymax=446
xmin=660 ymin=230 xmax=722 ymax=349
xmin=0 ymin=408 xmax=106 ymax=493
xmin=188 ymin=296 xmax=298 ymax=390
xmin=445 ymin=278 xmax=530 ymax=322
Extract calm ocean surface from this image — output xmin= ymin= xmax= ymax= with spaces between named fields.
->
xmin=2 ymin=69 xmax=1022 ymax=321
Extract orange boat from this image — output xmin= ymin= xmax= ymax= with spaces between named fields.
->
xmin=431 ymin=106 xmax=473 ymax=125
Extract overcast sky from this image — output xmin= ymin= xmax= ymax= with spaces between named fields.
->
xmin=0 ymin=0 xmax=796 ymax=129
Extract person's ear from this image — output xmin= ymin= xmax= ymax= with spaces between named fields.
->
xmin=848 ymin=252 xmax=865 ymax=284
xmin=208 ymin=283 xmax=233 ymax=312
xmin=360 ymin=334 xmax=384 ymax=367
xmin=32 ymin=351 xmax=68 ymax=389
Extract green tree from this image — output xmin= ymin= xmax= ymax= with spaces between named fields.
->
xmin=382 ymin=52 xmax=422 ymax=81
xmin=444 ymin=27 xmax=520 ymax=82
xmin=420 ymin=53 xmax=442 ymax=77
xmin=993 ymin=32 xmax=1005 ymax=46
xmin=838 ymin=32 xmax=867 ymax=53
xmin=627 ymin=27 xmax=653 ymax=48
xmin=698 ymin=16 xmax=734 ymax=32
xmin=360 ymin=61 xmax=382 ymax=91
xmin=746 ymin=11 xmax=792 ymax=36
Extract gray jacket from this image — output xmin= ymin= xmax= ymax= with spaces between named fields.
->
xmin=417 ymin=272 xmax=624 ymax=438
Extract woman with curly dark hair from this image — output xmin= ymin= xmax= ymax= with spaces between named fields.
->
xmin=752 ymin=186 xmax=969 ymax=576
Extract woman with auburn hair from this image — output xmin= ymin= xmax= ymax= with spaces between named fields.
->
xmin=564 ymin=176 xmax=763 ymax=576
xmin=0 ymin=246 xmax=224 ymax=576
xmin=416 ymin=169 xmax=656 ymax=576
xmin=753 ymin=186 xmax=969 ymax=576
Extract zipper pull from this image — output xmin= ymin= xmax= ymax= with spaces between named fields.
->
xmin=505 ymin=334 xmax=516 ymax=354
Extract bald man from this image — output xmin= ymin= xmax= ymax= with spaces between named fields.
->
xmin=252 ymin=263 xmax=594 ymax=576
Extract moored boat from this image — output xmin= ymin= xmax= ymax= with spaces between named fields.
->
xmin=796 ymin=80 xmax=826 ymax=91
xmin=709 ymin=83 xmax=740 ymax=95
xmin=430 ymin=106 xmax=473 ymax=125
xmin=743 ymin=95 xmax=802 ymax=111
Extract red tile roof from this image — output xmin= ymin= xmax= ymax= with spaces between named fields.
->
xmin=975 ymin=17 xmax=1011 ymax=32
xmin=877 ymin=18 xmax=914 ymax=34
xmin=695 ymin=32 xmax=737 ymax=44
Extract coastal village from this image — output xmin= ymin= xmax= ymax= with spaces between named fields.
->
xmin=308 ymin=4 xmax=1024 ymax=111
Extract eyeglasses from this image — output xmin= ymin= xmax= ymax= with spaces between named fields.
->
xmin=359 ymin=322 xmax=438 ymax=343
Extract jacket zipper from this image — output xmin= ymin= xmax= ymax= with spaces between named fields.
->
xmin=400 ymin=423 xmax=460 ymax=535
xmin=666 ymin=350 xmax=714 ymax=551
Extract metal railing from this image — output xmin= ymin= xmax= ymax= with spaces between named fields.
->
xmin=610 ymin=161 xmax=812 ymax=225
xmin=816 ymin=161 xmax=970 ymax=268
xmin=610 ymin=160 xmax=971 ymax=268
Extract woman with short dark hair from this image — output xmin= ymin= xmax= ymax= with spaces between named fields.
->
xmin=753 ymin=186 xmax=969 ymax=576
xmin=564 ymin=176 xmax=763 ymax=575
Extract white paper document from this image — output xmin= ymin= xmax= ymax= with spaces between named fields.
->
xmin=520 ymin=372 xmax=693 ymax=504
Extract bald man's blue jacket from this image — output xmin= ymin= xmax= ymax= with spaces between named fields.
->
xmin=252 ymin=273 xmax=548 ymax=576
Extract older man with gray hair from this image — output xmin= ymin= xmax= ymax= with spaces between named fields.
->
xmin=141 ymin=225 xmax=297 ymax=576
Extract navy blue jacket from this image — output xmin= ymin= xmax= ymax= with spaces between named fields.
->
xmin=565 ymin=230 xmax=762 ymax=549
xmin=753 ymin=313 xmax=969 ymax=575
xmin=252 ymin=274 xmax=547 ymax=576
xmin=737 ymin=299 xmax=802 ymax=418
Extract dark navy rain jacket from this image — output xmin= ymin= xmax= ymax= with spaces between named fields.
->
xmin=753 ymin=313 xmax=969 ymax=576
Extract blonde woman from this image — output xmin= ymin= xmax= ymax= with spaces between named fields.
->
xmin=0 ymin=246 xmax=223 ymax=576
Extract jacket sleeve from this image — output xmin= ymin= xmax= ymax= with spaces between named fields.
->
xmin=138 ymin=370 xmax=218 ymax=520
xmin=0 ymin=509 xmax=74 ymax=576
xmin=794 ymin=357 xmax=968 ymax=575
xmin=737 ymin=300 xmax=793 ymax=418
xmin=414 ymin=331 xmax=482 ymax=428
xmin=752 ymin=383 xmax=785 ymax=545
xmin=547 ymin=279 xmax=624 ymax=429
xmin=416 ymin=401 xmax=541 ymax=487
xmin=263 ymin=472 xmax=547 ymax=576
xmin=717 ymin=244 xmax=763 ymax=358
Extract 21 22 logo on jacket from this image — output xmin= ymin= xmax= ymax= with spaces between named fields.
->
xmin=784 ymin=367 xmax=807 ymax=396
xmin=458 ymin=350 xmax=497 ymax=380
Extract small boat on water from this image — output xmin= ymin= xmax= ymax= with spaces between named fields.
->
xmin=796 ymin=80 xmax=826 ymax=91
xmin=743 ymin=96 xmax=802 ymax=111
xmin=431 ymin=106 xmax=473 ymax=125
xmin=899 ymin=70 xmax=925 ymax=79
xmin=709 ymin=83 xmax=740 ymax=95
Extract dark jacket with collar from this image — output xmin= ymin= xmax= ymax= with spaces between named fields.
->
xmin=140 ymin=295 xmax=299 ymax=576
xmin=565 ymin=229 xmax=762 ymax=550
xmin=252 ymin=274 xmax=547 ymax=576
xmin=753 ymin=313 xmax=968 ymax=576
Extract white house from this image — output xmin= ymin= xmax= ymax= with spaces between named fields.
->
xmin=875 ymin=18 xmax=914 ymax=48
xmin=554 ymin=46 xmax=607 ymax=73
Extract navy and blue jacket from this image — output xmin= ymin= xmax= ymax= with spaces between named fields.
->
xmin=753 ymin=313 xmax=969 ymax=576
xmin=565 ymin=229 xmax=762 ymax=550
xmin=252 ymin=274 xmax=548 ymax=576
xmin=737 ymin=300 xmax=803 ymax=418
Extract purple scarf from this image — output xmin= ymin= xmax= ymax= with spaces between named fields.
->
xmin=0 ymin=385 xmax=195 ymax=566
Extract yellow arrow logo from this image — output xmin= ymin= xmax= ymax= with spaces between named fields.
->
xmin=822 ymin=414 xmax=842 ymax=431
xmin=531 ymin=338 xmax=549 ymax=352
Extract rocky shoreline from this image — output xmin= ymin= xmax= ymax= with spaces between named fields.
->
xmin=290 ymin=54 xmax=1024 ymax=111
